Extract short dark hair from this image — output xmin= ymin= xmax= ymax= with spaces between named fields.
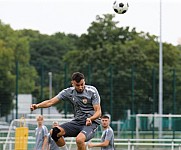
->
xmin=71 ymin=72 xmax=85 ymax=83
xmin=101 ymin=115 xmax=110 ymax=119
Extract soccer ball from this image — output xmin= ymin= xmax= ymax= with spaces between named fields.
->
xmin=113 ymin=0 xmax=129 ymax=14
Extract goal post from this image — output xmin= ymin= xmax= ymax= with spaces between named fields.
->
xmin=134 ymin=114 xmax=181 ymax=139
xmin=3 ymin=118 xmax=74 ymax=150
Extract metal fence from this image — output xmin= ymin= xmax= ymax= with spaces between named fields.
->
xmin=1 ymin=64 xmax=181 ymax=123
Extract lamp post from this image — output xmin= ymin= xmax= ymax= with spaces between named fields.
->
xmin=48 ymin=72 xmax=52 ymax=115
xmin=159 ymin=0 xmax=163 ymax=139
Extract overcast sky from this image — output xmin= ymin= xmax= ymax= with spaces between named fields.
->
xmin=0 ymin=0 xmax=180 ymax=45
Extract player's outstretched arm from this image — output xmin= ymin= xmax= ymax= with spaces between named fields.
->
xmin=30 ymin=97 xmax=60 ymax=111
xmin=88 ymin=140 xmax=110 ymax=148
xmin=86 ymin=104 xmax=101 ymax=126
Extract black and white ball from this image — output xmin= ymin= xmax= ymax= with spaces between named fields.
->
xmin=113 ymin=0 xmax=129 ymax=14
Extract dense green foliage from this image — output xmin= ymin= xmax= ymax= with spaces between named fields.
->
xmin=0 ymin=14 xmax=181 ymax=120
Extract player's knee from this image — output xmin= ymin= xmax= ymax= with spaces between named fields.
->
xmin=51 ymin=127 xmax=61 ymax=142
xmin=76 ymin=135 xmax=85 ymax=145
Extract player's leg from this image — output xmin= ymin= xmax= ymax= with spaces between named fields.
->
xmin=53 ymin=120 xmax=83 ymax=149
xmin=76 ymin=133 xmax=86 ymax=150
xmin=56 ymin=138 xmax=68 ymax=150
xmin=50 ymin=126 xmax=67 ymax=147
xmin=76 ymin=122 xmax=99 ymax=150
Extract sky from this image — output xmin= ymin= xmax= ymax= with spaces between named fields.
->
xmin=0 ymin=0 xmax=181 ymax=45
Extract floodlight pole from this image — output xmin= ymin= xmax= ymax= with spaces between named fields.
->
xmin=159 ymin=0 xmax=163 ymax=139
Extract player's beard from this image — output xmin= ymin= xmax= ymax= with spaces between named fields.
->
xmin=76 ymin=89 xmax=84 ymax=93
xmin=76 ymin=86 xmax=85 ymax=93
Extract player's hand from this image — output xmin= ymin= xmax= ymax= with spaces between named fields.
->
xmin=86 ymin=118 xmax=92 ymax=126
xmin=30 ymin=104 xmax=38 ymax=111
xmin=87 ymin=142 xmax=93 ymax=148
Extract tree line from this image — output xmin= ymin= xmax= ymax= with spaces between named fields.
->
xmin=0 ymin=14 xmax=181 ymax=120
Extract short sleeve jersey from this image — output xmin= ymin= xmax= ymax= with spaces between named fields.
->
xmin=47 ymin=133 xmax=60 ymax=150
xmin=56 ymin=85 xmax=101 ymax=124
xmin=101 ymin=127 xmax=115 ymax=150
xmin=34 ymin=125 xmax=48 ymax=150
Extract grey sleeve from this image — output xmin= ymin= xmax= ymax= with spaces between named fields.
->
xmin=42 ymin=126 xmax=48 ymax=137
xmin=56 ymin=88 xmax=70 ymax=101
xmin=105 ymin=129 xmax=113 ymax=141
xmin=48 ymin=134 xmax=51 ymax=143
xmin=92 ymin=87 xmax=101 ymax=105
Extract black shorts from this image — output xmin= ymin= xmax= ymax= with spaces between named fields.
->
xmin=60 ymin=119 xmax=99 ymax=142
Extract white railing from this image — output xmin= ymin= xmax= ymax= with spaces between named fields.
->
xmin=2 ymin=138 xmax=181 ymax=150
xmin=113 ymin=139 xmax=181 ymax=150
xmin=2 ymin=117 xmax=181 ymax=150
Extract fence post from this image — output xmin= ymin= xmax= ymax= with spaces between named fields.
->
xmin=40 ymin=63 xmax=44 ymax=115
xmin=64 ymin=63 xmax=68 ymax=118
xmin=87 ymin=64 xmax=91 ymax=84
xmin=109 ymin=65 xmax=113 ymax=120
xmin=131 ymin=65 xmax=135 ymax=139
xmin=172 ymin=69 xmax=176 ymax=139
xmin=171 ymin=140 xmax=174 ymax=150
xmin=15 ymin=61 xmax=19 ymax=119
xmin=128 ymin=139 xmax=131 ymax=150
xmin=136 ymin=115 xmax=139 ymax=139
xmin=152 ymin=68 xmax=156 ymax=140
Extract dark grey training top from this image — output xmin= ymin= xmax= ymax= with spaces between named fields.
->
xmin=56 ymin=85 xmax=101 ymax=124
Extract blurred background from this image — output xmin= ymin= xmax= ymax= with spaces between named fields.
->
xmin=1 ymin=0 xmax=181 ymax=149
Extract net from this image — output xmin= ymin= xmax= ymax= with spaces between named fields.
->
xmin=134 ymin=114 xmax=181 ymax=139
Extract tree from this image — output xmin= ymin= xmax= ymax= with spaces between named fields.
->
xmin=0 ymin=21 xmax=38 ymax=117
xmin=63 ymin=14 xmax=181 ymax=120
xmin=0 ymin=40 xmax=15 ymax=116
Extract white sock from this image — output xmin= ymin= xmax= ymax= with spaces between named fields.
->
xmin=59 ymin=145 xmax=68 ymax=150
